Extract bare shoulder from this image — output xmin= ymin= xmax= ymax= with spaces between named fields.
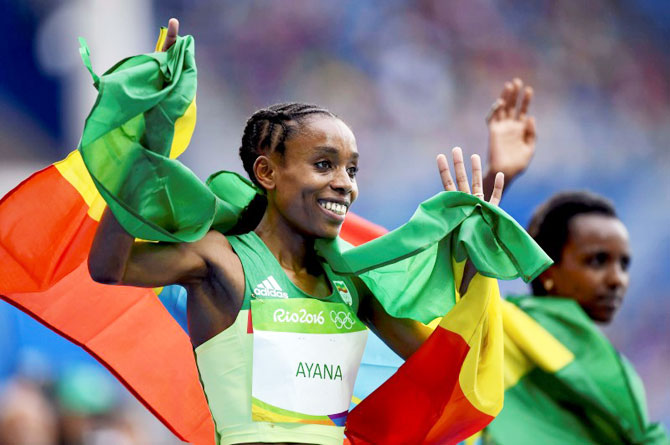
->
xmin=195 ymin=230 xmax=236 ymax=262
xmin=194 ymin=230 xmax=244 ymax=290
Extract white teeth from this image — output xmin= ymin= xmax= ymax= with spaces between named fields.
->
xmin=319 ymin=201 xmax=347 ymax=216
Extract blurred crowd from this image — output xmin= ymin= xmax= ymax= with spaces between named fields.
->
xmin=0 ymin=363 xmax=179 ymax=444
xmin=1 ymin=0 xmax=669 ymax=442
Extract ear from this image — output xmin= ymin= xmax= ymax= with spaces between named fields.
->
xmin=253 ymin=155 xmax=276 ymax=191
xmin=537 ymin=268 xmax=556 ymax=294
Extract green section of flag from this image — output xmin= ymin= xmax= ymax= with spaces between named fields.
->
xmin=75 ymin=37 xmax=552 ymax=324
xmin=316 ymin=192 xmax=551 ymax=323
xmin=485 ymin=297 xmax=669 ymax=445
xmin=78 ymin=35 xmax=260 ymax=243
xmin=251 ymin=299 xmax=366 ymax=334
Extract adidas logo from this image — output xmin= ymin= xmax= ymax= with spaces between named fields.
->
xmin=253 ymin=276 xmax=289 ymax=299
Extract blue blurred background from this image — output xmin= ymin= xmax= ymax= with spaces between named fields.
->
xmin=1 ymin=0 xmax=669 ymax=442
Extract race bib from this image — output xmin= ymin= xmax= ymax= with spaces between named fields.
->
xmin=251 ymin=298 xmax=367 ymax=426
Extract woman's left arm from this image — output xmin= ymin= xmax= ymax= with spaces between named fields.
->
xmin=356 ymin=277 xmax=432 ymax=360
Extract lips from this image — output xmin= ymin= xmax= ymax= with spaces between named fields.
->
xmin=593 ymin=294 xmax=623 ymax=312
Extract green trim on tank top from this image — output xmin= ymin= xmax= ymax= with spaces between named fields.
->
xmin=227 ymin=231 xmax=359 ymax=313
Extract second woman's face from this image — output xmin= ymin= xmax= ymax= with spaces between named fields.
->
xmin=549 ymin=214 xmax=631 ymax=323
xmin=270 ymin=115 xmax=359 ymax=239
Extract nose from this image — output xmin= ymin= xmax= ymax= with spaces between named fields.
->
xmin=330 ymin=167 xmax=354 ymax=195
xmin=606 ymin=262 xmax=628 ymax=291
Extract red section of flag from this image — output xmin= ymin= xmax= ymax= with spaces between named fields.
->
xmin=345 ymin=325 xmax=479 ymax=445
xmin=425 ymin=382 xmax=494 ymax=444
xmin=0 ymin=166 xmax=96 ymax=293
xmin=0 ymin=168 xmax=215 ymax=444
xmin=340 ymin=212 xmax=388 ymax=245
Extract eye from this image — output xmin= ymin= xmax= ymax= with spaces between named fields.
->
xmin=314 ymin=160 xmax=332 ymax=170
xmin=586 ymin=252 xmax=608 ymax=268
xmin=347 ymin=166 xmax=358 ymax=178
xmin=620 ymin=255 xmax=631 ymax=271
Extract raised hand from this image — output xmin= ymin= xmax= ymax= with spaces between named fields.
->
xmin=484 ymin=78 xmax=536 ymax=193
xmin=437 ymin=147 xmax=504 ymax=206
xmin=161 ymin=18 xmax=180 ymax=52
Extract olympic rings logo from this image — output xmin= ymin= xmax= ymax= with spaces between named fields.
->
xmin=330 ymin=311 xmax=355 ymax=330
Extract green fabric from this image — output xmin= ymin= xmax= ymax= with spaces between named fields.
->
xmin=485 ymin=297 xmax=669 ymax=445
xmin=76 ymin=37 xmax=552 ymax=324
xmin=316 ymin=192 xmax=550 ymax=323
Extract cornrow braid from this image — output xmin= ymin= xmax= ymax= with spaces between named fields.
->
xmin=239 ymin=102 xmax=336 ymax=189
xmin=231 ymin=103 xmax=336 ymax=234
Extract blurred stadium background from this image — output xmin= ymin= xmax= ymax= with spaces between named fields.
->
xmin=1 ymin=0 xmax=669 ymax=442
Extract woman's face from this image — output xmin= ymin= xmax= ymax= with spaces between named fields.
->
xmin=547 ymin=214 xmax=631 ymax=323
xmin=267 ymin=115 xmax=359 ymax=239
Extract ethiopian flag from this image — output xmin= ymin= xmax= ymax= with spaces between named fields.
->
xmin=481 ymin=297 xmax=669 ymax=445
xmin=0 ymin=31 xmax=215 ymax=444
xmin=0 ymin=30 xmax=551 ymax=444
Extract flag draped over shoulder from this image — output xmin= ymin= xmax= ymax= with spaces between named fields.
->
xmin=0 ymin=32 xmax=553 ymax=445
xmin=482 ymin=297 xmax=669 ymax=445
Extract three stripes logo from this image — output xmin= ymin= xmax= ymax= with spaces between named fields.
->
xmin=254 ymin=276 xmax=289 ymax=299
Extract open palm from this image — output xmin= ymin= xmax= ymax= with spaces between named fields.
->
xmin=487 ymin=78 xmax=536 ymax=181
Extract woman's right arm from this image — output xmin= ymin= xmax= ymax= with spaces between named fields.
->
xmin=88 ymin=207 xmax=210 ymax=287
xmin=88 ymin=19 xmax=224 ymax=289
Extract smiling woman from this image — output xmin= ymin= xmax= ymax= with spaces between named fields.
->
xmin=237 ymin=103 xmax=359 ymax=240
xmin=0 ymin=17 xmax=553 ymax=445
xmin=85 ymin=87 xmax=496 ymax=443
xmin=86 ymin=82 xmax=505 ymax=444
xmin=81 ymin=19 xmax=525 ymax=445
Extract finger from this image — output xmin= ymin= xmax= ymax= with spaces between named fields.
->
xmin=489 ymin=172 xmax=505 ymax=206
xmin=518 ymin=86 xmax=533 ymax=119
xmin=436 ymin=154 xmax=457 ymax=191
xmin=161 ymin=18 xmax=180 ymax=51
xmin=485 ymin=99 xmax=504 ymax=124
xmin=501 ymin=81 xmax=514 ymax=118
xmin=452 ymin=147 xmax=471 ymax=193
xmin=524 ymin=115 xmax=537 ymax=145
xmin=511 ymin=78 xmax=523 ymax=119
xmin=471 ymin=154 xmax=484 ymax=198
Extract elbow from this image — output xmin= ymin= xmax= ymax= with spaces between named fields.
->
xmin=87 ymin=259 xmax=122 ymax=285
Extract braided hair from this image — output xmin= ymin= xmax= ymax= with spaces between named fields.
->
xmin=231 ymin=103 xmax=337 ymax=234
xmin=239 ymin=102 xmax=336 ymax=189
xmin=528 ymin=190 xmax=617 ymax=295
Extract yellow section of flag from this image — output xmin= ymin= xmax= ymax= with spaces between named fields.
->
xmin=500 ymin=299 xmax=574 ymax=389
